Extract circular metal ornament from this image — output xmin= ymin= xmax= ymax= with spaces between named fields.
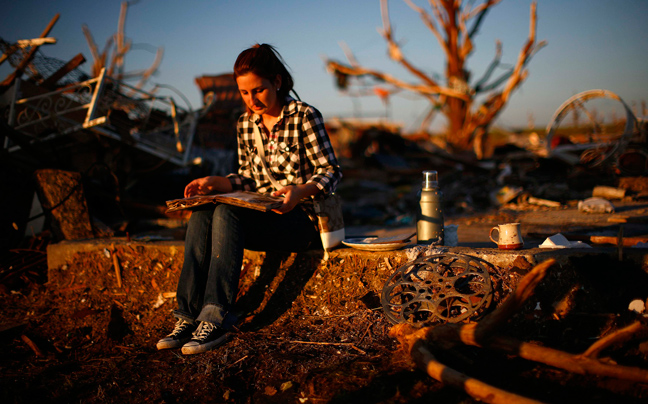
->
xmin=381 ymin=252 xmax=495 ymax=326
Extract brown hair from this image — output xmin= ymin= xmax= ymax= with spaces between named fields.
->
xmin=233 ymin=44 xmax=294 ymax=102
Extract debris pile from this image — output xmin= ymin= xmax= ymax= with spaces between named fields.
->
xmin=0 ymin=8 xmax=241 ymax=248
xmin=1 ymin=8 xmax=648 ymax=404
xmin=391 ymin=259 xmax=648 ymax=403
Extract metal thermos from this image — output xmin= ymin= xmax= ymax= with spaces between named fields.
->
xmin=417 ymin=170 xmax=444 ymax=244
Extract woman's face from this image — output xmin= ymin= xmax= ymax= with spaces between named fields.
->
xmin=236 ymin=72 xmax=282 ymax=117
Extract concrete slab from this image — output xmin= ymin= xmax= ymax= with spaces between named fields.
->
xmin=45 ymin=233 xmax=648 ymax=329
xmin=45 ymin=200 xmax=648 ymax=304
xmin=350 ymin=200 xmax=648 ymax=249
xmin=47 ymin=238 xmax=184 ymax=270
xmin=47 ymin=236 xmax=648 ymax=275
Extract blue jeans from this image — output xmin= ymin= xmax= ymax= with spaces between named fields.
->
xmin=173 ymin=203 xmax=319 ymax=328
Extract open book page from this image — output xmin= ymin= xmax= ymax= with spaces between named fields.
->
xmin=166 ymin=191 xmax=284 ymax=213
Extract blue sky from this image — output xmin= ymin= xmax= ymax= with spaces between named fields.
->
xmin=2 ymin=0 xmax=647 ymax=133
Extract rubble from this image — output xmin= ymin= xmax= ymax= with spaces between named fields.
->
xmin=578 ymin=197 xmax=615 ymax=214
xmin=391 ymin=260 xmax=648 ymax=403
xmin=1 ymin=9 xmax=648 ymax=404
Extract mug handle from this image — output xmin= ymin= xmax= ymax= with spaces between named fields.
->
xmin=489 ymin=227 xmax=499 ymax=244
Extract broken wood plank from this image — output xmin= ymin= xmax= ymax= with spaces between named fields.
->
xmin=0 ymin=45 xmax=20 ymax=67
xmin=391 ymin=257 xmax=648 ymax=402
xmin=0 ymin=14 xmax=60 ymax=88
xmin=16 ymin=38 xmax=57 ymax=47
xmin=607 ymin=215 xmax=648 ymax=224
xmin=527 ymin=196 xmax=561 ymax=208
xmin=592 ymin=186 xmax=626 ymax=200
xmin=39 ymin=53 xmax=86 ymax=89
xmin=487 ymin=333 xmax=648 ymax=383
xmin=583 ymin=321 xmax=648 ymax=359
xmin=411 ymin=340 xmax=545 ymax=404
xmin=590 ymin=235 xmax=648 ymax=247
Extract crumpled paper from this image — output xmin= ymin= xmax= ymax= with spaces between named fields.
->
xmin=539 ymin=233 xmax=592 ymax=249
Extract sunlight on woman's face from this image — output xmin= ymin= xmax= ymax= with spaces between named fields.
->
xmin=236 ymin=72 xmax=282 ymax=117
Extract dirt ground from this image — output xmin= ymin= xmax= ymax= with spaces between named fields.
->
xmin=2 ymin=214 xmax=648 ymax=404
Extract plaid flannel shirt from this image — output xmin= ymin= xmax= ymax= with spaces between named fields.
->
xmin=227 ymin=98 xmax=342 ymax=197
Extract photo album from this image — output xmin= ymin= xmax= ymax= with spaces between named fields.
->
xmin=166 ymin=191 xmax=284 ymax=213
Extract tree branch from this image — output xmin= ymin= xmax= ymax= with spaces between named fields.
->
xmin=132 ymin=46 xmax=164 ymax=91
xmin=466 ymin=0 xmax=502 ymax=38
xmin=582 ymin=321 xmax=648 ymax=359
xmin=473 ymin=39 xmax=502 ymax=92
xmin=467 ymin=1 xmax=546 ymax=136
xmin=82 ymin=24 xmax=101 ymax=77
xmin=113 ymin=1 xmax=129 ymax=79
xmin=326 ymin=60 xmax=469 ymax=100
xmin=488 ymin=333 xmax=648 ymax=383
xmin=457 ymin=5 xmax=472 ymax=60
xmin=430 ymin=0 xmax=448 ymax=29
xmin=404 ymin=0 xmax=448 ymax=55
xmin=323 ymin=0 xmax=546 ymax=153
xmin=339 ymin=41 xmax=360 ymax=67
xmin=410 ymin=341 xmax=545 ymax=404
xmin=380 ymin=0 xmax=440 ymax=88
xmin=501 ymin=1 xmax=542 ymax=100
xmin=418 ymin=103 xmax=441 ymax=132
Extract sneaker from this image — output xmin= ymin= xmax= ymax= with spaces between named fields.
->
xmin=181 ymin=321 xmax=230 ymax=355
xmin=156 ymin=319 xmax=198 ymax=350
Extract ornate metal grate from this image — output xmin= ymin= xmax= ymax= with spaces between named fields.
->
xmin=381 ymin=252 xmax=498 ymax=326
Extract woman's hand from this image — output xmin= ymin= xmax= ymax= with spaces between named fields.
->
xmin=271 ymin=183 xmax=319 ymax=214
xmin=184 ymin=176 xmax=232 ymax=198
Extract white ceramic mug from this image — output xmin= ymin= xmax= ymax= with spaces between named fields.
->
xmin=489 ymin=223 xmax=524 ymax=250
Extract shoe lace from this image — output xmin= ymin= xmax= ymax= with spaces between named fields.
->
xmin=169 ymin=320 xmax=191 ymax=337
xmin=194 ymin=322 xmax=217 ymax=341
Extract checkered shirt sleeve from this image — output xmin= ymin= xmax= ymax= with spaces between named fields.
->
xmin=227 ymin=99 xmax=342 ymax=196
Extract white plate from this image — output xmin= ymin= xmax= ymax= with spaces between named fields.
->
xmin=341 ymin=237 xmax=411 ymax=251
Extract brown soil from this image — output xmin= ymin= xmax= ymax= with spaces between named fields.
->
xmin=2 ymin=232 xmax=648 ymax=404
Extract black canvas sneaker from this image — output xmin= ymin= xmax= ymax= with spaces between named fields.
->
xmin=156 ymin=319 xmax=198 ymax=350
xmin=181 ymin=321 xmax=230 ymax=355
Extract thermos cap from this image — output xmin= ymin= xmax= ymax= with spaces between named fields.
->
xmin=422 ymin=170 xmax=438 ymax=189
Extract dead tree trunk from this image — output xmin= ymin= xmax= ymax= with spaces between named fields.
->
xmin=325 ymin=0 xmax=546 ymax=157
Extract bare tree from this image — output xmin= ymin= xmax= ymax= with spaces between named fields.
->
xmin=325 ymin=0 xmax=546 ymax=157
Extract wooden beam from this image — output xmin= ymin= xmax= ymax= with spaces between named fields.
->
xmin=0 ymin=38 xmax=56 ymax=67
xmin=0 ymin=46 xmax=20 ymax=67
xmin=0 ymin=14 xmax=60 ymax=88
xmin=16 ymin=37 xmax=57 ymax=47
xmin=84 ymin=67 xmax=106 ymax=126
xmin=39 ymin=53 xmax=86 ymax=89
